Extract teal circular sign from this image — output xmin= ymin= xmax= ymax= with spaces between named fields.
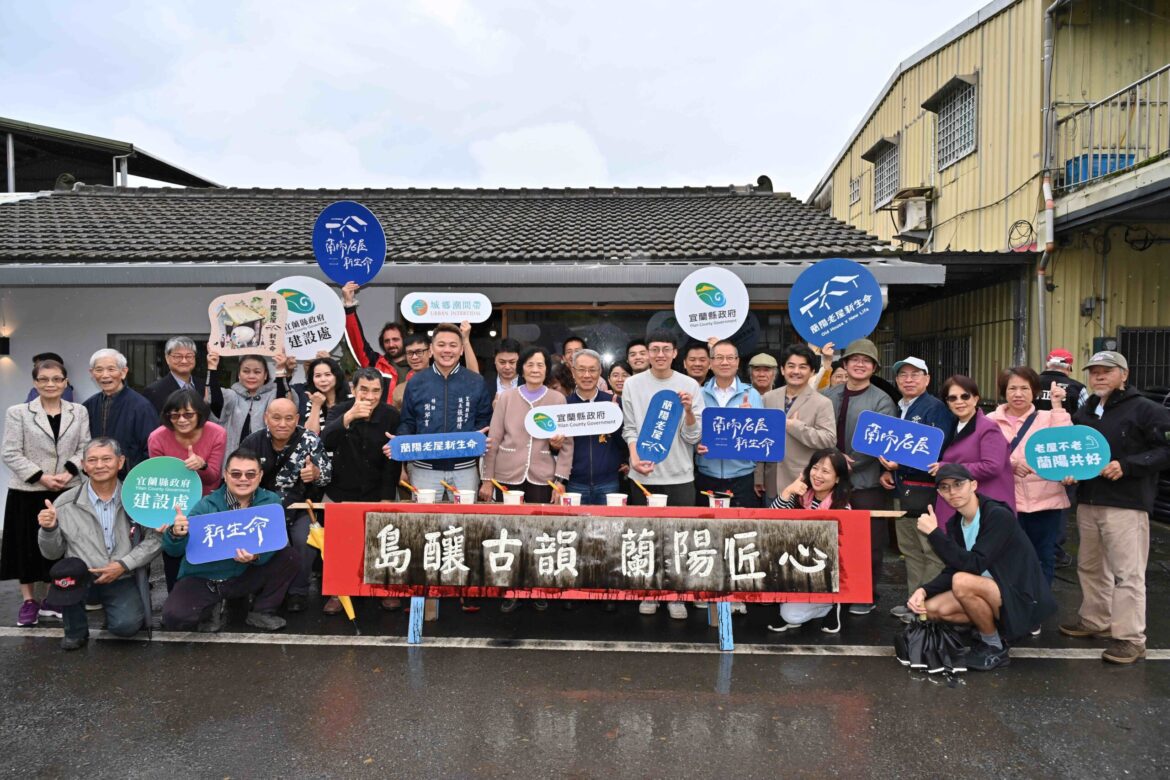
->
xmin=121 ymin=457 xmax=204 ymax=528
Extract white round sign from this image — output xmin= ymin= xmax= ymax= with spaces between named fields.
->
xmin=524 ymin=403 xmax=624 ymax=440
xmin=673 ymin=267 xmax=750 ymax=340
xmin=266 ymin=275 xmax=346 ymax=360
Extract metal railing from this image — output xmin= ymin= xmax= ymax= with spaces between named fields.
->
xmin=1055 ymin=63 xmax=1170 ymax=193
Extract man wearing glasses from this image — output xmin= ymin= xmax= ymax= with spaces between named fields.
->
xmin=391 ymin=333 xmax=434 ymax=409
xmin=160 ymin=448 xmax=299 ymax=633
xmin=695 ymin=340 xmax=763 ymax=507
xmin=566 ymin=349 xmax=627 ymax=505
xmin=143 ymin=337 xmax=205 ymax=413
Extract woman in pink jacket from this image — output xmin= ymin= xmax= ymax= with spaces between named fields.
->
xmin=988 ymin=366 xmax=1072 ymax=585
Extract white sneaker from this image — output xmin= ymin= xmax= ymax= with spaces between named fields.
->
xmin=766 ymin=621 xmax=803 ymax=633
xmin=693 ymin=601 xmax=709 ymax=608
xmin=667 ymin=602 xmax=688 ymax=620
xmin=731 ymin=602 xmax=747 ymax=614
xmin=638 ymin=600 xmax=659 ymax=615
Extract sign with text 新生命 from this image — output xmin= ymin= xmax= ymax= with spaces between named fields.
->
xmin=400 ymin=292 xmax=492 ymax=324
xmin=185 ymin=504 xmax=288 ymax=564
xmin=389 ymin=432 xmax=488 ymax=461
xmin=702 ymin=408 xmax=785 ymax=462
xmin=636 ymin=390 xmax=685 ymax=463
xmin=789 ymin=258 xmax=883 ymax=347
xmin=850 ymin=410 xmax=945 ymax=472
xmin=312 ymin=201 xmax=386 ymax=286
xmin=121 ymin=457 xmax=204 ymax=529
xmin=525 ymin=403 xmax=623 ymax=440
xmin=266 ymin=275 xmax=345 ymax=361
xmin=1025 ymin=425 xmax=1112 ymax=482
xmin=674 ymin=266 xmax=751 ymax=341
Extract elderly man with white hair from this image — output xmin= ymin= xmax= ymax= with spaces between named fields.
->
xmin=81 ymin=348 xmax=158 ymax=477
xmin=143 ymin=336 xmax=205 ymax=413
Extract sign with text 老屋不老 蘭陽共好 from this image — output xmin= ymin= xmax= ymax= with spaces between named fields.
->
xmin=525 ymin=403 xmax=623 ymax=440
xmin=266 ymin=275 xmax=345 ymax=361
xmin=312 ymin=200 xmax=386 ymax=286
xmin=850 ymin=410 xmax=945 ymax=472
xmin=208 ymin=291 xmax=287 ymax=356
xmin=1024 ymin=424 xmax=1112 ymax=482
xmin=636 ymin=390 xmax=685 ymax=463
xmin=674 ymin=266 xmax=750 ymax=341
xmin=184 ymin=504 xmax=289 ymax=565
xmin=701 ymin=407 xmax=786 ymax=462
xmin=789 ymin=258 xmax=883 ymax=348
xmin=389 ymin=432 xmax=488 ymax=461
xmin=121 ymin=457 xmax=204 ymax=529
xmin=400 ymin=292 xmax=492 ymax=324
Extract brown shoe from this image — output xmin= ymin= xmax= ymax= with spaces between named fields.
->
xmin=322 ymin=596 xmax=343 ymax=615
xmin=380 ymin=597 xmax=403 ymax=612
xmin=1102 ymin=639 xmax=1146 ymax=665
xmin=1058 ymin=619 xmax=1111 ymax=639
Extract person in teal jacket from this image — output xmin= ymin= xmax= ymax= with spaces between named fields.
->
xmin=160 ymin=448 xmax=298 ymax=633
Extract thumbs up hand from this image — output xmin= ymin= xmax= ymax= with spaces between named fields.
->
xmin=170 ymin=505 xmax=189 ymax=537
xmin=37 ymin=499 xmax=58 ymax=529
xmin=300 ymin=456 xmax=320 ymax=484
xmin=183 ymin=445 xmax=205 ymax=471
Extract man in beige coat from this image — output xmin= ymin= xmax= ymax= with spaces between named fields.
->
xmin=755 ymin=344 xmax=837 ymax=502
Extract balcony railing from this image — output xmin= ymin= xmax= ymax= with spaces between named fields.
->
xmin=1055 ymin=63 xmax=1170 ymax=193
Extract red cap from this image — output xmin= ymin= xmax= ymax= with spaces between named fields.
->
xmin=1046 ymin=349 xmax=1073 ymax=367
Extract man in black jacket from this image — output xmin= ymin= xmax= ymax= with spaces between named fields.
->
xmin=143 ymin=337 xmax=205 ymax=413
xmin=322 ymin=368 xmax=401 ymax=503
xmin=1058 ymin=351 xmax=1170 ymax=664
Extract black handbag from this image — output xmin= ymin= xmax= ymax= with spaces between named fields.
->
xmin=898 ymin=479 xmax=937 ymax=516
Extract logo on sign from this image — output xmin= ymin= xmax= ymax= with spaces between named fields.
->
xmin=695 ymin=282 xmax=726 ymax=308
xmin=532 ymin=413 xmax=557 ymax=433
xmin=277 ymin=289 xmax=315 ymax=314
xmin=411 ymin=300 xmax=429 ymax=316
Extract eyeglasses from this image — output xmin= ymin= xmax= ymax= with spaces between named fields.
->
xmin=937 ymin=480 xmax=969 ymax=494
xmin=406 ymin=348 xmax=429 ymax=357
xmin=35 ymin=376 xmax=66 ymax=385
xmin=575 ymin=367 xmax=601 ymax=375
xmin=169 ymin=353 xmax=196 ymax=362
xmin=226 ymin=470 xmax=260 ymax=480
xmin=168 ymin=411 xmax=197 ymax=421
xmin=711 ymin=356 xmax=739 ymax=363
xmin=945 ymin=392 xmax=973 ymax=402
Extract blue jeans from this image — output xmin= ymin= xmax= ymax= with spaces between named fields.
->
xmin=408 ymin=465 xmax=479 ymax=501
xmin=566 ymin=480 xmax=620 ymax=506
xmin=61 ymin=576 xmax=143 ymax=641
xmin=1019 ymin=509 xmax=1063 ymax=585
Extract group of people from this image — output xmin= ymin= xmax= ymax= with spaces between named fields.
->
xmin=3 ymin=288 xmax=1168 ymax=671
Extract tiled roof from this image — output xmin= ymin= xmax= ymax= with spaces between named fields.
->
xmin=0 ymin=183 xmax=894 ymax=263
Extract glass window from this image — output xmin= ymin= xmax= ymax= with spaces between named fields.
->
xmin=936 ymin=82 xmax=977 ymax=170
xmin=873 ymin=143 xmax=899 ymax=209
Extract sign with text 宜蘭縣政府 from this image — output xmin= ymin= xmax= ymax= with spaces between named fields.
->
xmin=789 ymin=258 xmax=883 ymax=348
xmin=389 ymin=432 xmax=488 ymax=461
xmin=636 ymin=390 xmax=685 ymax=463
xmin=312 ymin=201 xmax=386 ymax=286
xmin=701 ymin=408 xmax=786 ymax=462
xmin=1024 ymin=424 xmax=1112 ymax=482
xmin=674 ymin=267 xmax=750 ymax=341
xmin=266 ymin=275 xmax=345 ymax=361
xmin=184 ymin=504 xmax=289 ymax=565
xmin=525 ymin=403 xmax=623 ymax=440
xmin=121 ymin=457 xmax=204 ymax=529
xmin=850 ymin=411 xmax=945 ymax=472
xmin=400 ymin=292 xmax=492 ymax=324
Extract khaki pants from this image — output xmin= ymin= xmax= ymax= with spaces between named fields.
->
xmin=1076 ymin=505 xmax=1149 ymax=644
xmin=895 ymin=516 xmax=944 ymax=596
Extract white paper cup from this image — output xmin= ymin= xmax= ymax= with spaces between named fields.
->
xmin=452 ymin=489 xmax=476 ymax=505
xmin=560 ymin=492 xmax=582 ymax=506
xmin=502 ymin=490 xmax=524 ymax=505
xmin=605 ymin=493 xmax=628 ymax=506
xmin=648 ymin=494 xmax=668 ymax=508
xmin=708 ymin=496 xmax=731 ymax=509
xmin=415 ymin=488 xmax=437 ymax=504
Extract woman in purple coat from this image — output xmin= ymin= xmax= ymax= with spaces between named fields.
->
xmin=928 ymin=375 xmax=1015 ymax=530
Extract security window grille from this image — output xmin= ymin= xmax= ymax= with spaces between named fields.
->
xmin=877 ymin=340 xmax=897 ymax=382
xmin=903 ymin=336 xmax=972 ymax=393
xmin=873 ymin=143 xmax=899 ymax=208
xmin=936 ymin=82 xmax=977 ymax=170
xmin=849 ymin=176 xmax=861 ymax=205
xmin=1118 ymin=327 xmax=1170 ymax=391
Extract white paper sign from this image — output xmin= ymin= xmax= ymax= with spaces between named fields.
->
xmin=266 ymin=276 xmax=346 ymax=360
xmin=524 ymin=403 xmax=624 ymax=440
xmin=673 ymin=267 xmax=750 ymax=340
xmin=400 ymin=292 xmax=492 ymax=324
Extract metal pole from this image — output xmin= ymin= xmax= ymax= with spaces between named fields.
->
xmin=5 ymin=133 xmax=14 ymax=193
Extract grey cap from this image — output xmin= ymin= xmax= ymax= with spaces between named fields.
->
xmin=1084 ymin=351 xmax=1128 ymax=371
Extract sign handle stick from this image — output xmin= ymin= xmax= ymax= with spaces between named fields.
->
xmin=717 ymin=602 xmax=734 ymax=651
xmin=407 ymin=596 xmax=426 ymax=644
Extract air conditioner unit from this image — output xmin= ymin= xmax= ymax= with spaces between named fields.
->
xmin=896 ymin=199 xmax=931 ymax=233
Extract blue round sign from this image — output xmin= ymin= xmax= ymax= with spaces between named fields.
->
xmin=311 ymin=200 xmax=386 ymax=286
xmin=789 ymin=258 xmax=883 ymax=347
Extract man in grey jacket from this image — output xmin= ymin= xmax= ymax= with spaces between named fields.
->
xmin=822 ymin=339 xmax=897 ymax=615
xmin=37 ymin=437 xmax=161 ymax=650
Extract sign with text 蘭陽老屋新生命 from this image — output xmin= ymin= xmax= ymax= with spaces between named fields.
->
xmin=312 ymin=200 xmax=386 ymax=286
xmin=701 ymin=408 xmax=786 ymax=462
xmin=388 ymin=432 xmax=488 ymax=461
xmin=266 ymin=275 xmax=345 ymax=361
xmin=673 ymin=266 xmax=751 ymax=341
xmin=636 ymin=390 xmax=685 ymax=463
xmin=850 ymin=411 xmax=945 ymax=472
xmin=208 ymin=291 xmax=287 ymax=356
xmin=121 ymin=457 xmax=204 ymax=529
xmin=1024 ymin=424 xmax=1112 ymax=482
xmin=525 ymin=403 xmax=623 ymax=440
xmin=400 ymin=292 xmax=492 ymax=324
xmin=184 ymin=504 xmax=289 ymax=565
xmin=789 ymin=258 xmax=883 ymax=348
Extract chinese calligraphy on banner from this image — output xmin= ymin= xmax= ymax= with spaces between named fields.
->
xmin=702 ymin=408 xmax=786 ymax=462
xmin=1024 ymin=424 xmax=1112 ymax=482
xmin=850 ymin=410 xmax=945 ymax=472
xmin=185 ymin=504 xmax=289 ymax=564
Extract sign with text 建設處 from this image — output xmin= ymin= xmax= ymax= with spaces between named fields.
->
xmin=674 ymin=267 xmax=750 ymax=341
xmin=1025 ymin=425 xmax=1112 ymax=482
xmin=121 ymin=457 xmax=204 ymax=529
xmin=789 ymin=258 xmax=883 ymax=347
xmin=389 ymin=432 xmax=488 ymax=461
xmin=850 ymin=411 xmax=945 ymax=472
xmin=702 ymin=408 xmax=786 ymax=462
xmin=266 ymin=275 xmax=345 ymax=360
xmin=636 ymin=390 xmax=685 ymax=463
xmin=400 ymin=292 xmax=492 ymax=324
xmin=185 ymin=504 xmax=288 ymax=564
xmin=312 ymin=201 xmax=386 ymax=286
xmin=524 ymin=403 xmax=623 ymax=440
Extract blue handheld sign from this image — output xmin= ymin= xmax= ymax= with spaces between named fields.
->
xmin=185 ymin=504 xmax=288 ymax=565
xmin=702 ymin=408 xmax=786 ymax=462
xmin=850 ymin=410 xmax=945 ymax=472
xmin=636 ymin=389 xmax=685 ymax=463
xmin=390 ymin=432 xmax=488 ymax=461
xmin=790 ymin=258 xmax=883 ymax=347
xmin=1024 ymin=425 xmax=1112 ymax=482
xmin=312 ymin=201 xmax=386 ymax=286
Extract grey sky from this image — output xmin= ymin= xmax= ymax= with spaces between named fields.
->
xmin=3 ymin=1 xmax=991 ymax=198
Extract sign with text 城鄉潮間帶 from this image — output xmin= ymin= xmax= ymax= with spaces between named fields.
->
xmin=312 ymin=201 xmax=386 ymax=286
xmin=701 ymin=408 xmax=786 ymax=462
xmin=789 ymin=258 xmax=883 ymax=348
xmin=400 ymin=292 xmax=492 ymax=324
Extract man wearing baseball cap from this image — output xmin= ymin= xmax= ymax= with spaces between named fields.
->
xmin=1058 ymin=351 xmax=1170 ymax=663
xmin=1036 ymin=349 xmax=1088 ymax=415
xmin=747 ymin=353 xmax=779 ymax=395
